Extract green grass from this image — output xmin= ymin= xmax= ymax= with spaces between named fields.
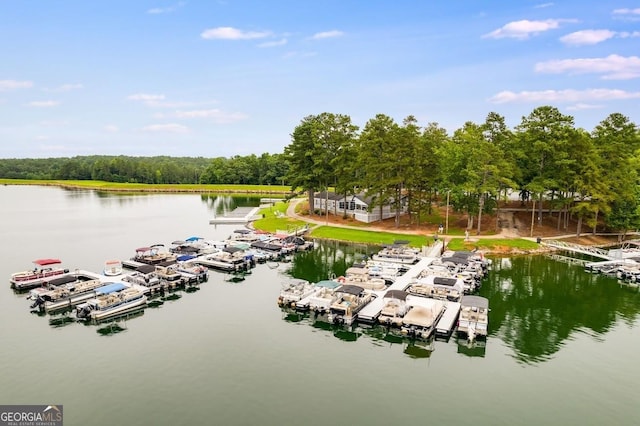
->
xmin=309 ymin=226 xmax=428 ymax=247
xmin=446 ymin=237 xmax=539 ymax=251
xmin=253 ymin=201 xmax=308 ymax=233
xmin=0 ymin=179 xmax=293 ymax=193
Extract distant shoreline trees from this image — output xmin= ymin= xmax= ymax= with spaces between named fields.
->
xmin=1 ymin=106 xmax=639 ymax=235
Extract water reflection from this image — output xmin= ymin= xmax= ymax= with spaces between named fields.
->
xmin=456 ymin=338 xmax=486 ymax=358
xmin=481 ymin=255 xmax=640 ymax=364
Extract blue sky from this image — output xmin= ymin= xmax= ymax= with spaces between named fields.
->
xmin=1 ymin=1 xmax=639 ymax=158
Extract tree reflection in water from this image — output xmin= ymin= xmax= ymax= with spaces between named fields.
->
xmin=482 ymin=255 xmax=640 ymax=364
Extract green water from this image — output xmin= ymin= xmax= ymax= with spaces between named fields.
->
xmin=1 ymin=186 xmax=639 ymax=426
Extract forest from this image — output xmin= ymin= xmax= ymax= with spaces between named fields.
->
xmin=1 ymin=106 xmax=639 ymax=235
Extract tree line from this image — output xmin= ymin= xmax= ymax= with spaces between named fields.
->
xmin=0 ymin=153 xmax=288 ymax=185
xmin=2 ymin=105 xmax=639 ymax=235
xmin=284 ymin=107 xmax=640 ymax=236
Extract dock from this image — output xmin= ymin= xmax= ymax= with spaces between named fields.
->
xmin=357 ymin=242 xmax=444 ymax=323
xmin=209 ymin=207 xmax=262 ymax=225
xmin=435 ymin=301 xmax=461 ymax=337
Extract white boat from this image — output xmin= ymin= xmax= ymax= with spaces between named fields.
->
xmin=327 ymin=284 xmax=374 ymax=326
xmin=457 ymin=295 xmax=489 ymax=343
xmin=132 ymin=244 xmax=177 ymax=265
xmin=30 ymin=279 xmax=115 ymax=313
xmin=407 ymin=275 xmax=465 ymax=302
xmin=194 ymin=247 xmax=255 ymax=272
xmin=400 ymin=296 xmax=446 ymax=340
xmin=103 ymin=259 xmax=123 ymax=276
xmin=10 ymin=258 xmax=70 ymax=290
xmin=371 ymin=241 xmax=420 ymax=265
xmin=337 ymin=266 xmax=387 ymax=290
xmin=277 ymin=279 xmax=316 ymax=308
xmin=306 ymin=280 xmax=342 ymax=313
xmin=75 ymin=284 xmax=147 ymax=321
xmin=378 ymin=290 xmax=410 ymax=327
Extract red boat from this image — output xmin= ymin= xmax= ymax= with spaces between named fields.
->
xmin=10 ymin=259 xmax=69 ymax=290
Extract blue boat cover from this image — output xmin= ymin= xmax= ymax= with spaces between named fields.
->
xmin=96 ymin=282 xmax=127 ymax=295
xmin=186 ymin=236 xmax=203 ymax=241
xmin=177 ymin=254 xmax=196 ymax=261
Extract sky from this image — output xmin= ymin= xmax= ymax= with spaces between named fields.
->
xmin=0 ymin=1 xmax=639 ymax=159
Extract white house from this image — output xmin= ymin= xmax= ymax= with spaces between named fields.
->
xmin=313 ymin=191 xmax=408 ymax=223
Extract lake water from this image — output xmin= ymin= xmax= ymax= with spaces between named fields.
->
xmin=1 ymin=185 xmax=639 ymax=426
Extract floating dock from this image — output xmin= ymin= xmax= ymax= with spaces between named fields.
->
xmin=435 ymin=301 xmax=461 ymax=337
xmin=209 ymin=207 xmax=262 ymax=224
xmin=356 ymin=242 xmax=444 ymax=324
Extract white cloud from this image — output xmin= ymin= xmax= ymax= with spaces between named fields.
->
xmin=141 ymin=123 xmax=189 ymax=133
xmin=0 ymin=79 xmax=33 ymax=91
xmin=311 ymin=30 xmax=344 ymax=40
xmin=28 ymin=100 xmax=59 ymax=107
xmin=258 ymin=38 xmax=287 ymax=48
xmin=147 ymin=1 xmax=185 ymax=14
xmin=201 ymin=27 xmax=271 ymax=40
xmin=613 ymin=8 xmax=640 ymax=15
xmin=560 ymin=29 xmax=615 ymax=46
xmin=127 ymin=93 xmax=192 ymax=107
xmin=128 ymin=93 xmax=165 ymax=102
xmin=535 ymin=54 xmax=640 ymax=79
xmin=535 ymin=3 xmax=554 ymax=8
xmin=489 ymin=88 xmax=640 ymax=103
xmin=566 ymin=103 xmax=603 ymax=111
xmin=104 ymin=124 xmax=119 ymax=133
xmin=483 ymin=19 xmax=577 ymax=40
xmin=175 ymin=108 xmax=248 ymax=123
xmin=560 ymin=29 xmax=640 ymax=46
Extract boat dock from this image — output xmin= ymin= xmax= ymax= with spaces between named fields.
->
xmin=357 ymin=242 xmax=445 ymax=324
xmin=209 ymin=207 xmax=262 ymax=225
xmin=435 ymin=301 xmax=461 ymax=337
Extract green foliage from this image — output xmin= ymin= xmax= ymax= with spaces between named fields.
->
xmin=446 ymin=238 xmax=539 ymax=251
xmin=309 ymin=226 xmax=428 ymax=247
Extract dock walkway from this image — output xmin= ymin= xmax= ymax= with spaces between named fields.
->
xmin=209 ymin=207 xmax=261 ymax=225
xmin=357 ymin=242 xmax=444 ymax=323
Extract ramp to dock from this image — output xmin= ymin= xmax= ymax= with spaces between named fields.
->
xmin=209 ymin=207 xmax=261 ymax=224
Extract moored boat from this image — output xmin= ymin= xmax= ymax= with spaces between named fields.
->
xmin=457 ymin=295 xmax=489 ymax=343
xmin=277 ymin=279 xmax=316 ymax=308
xmin=10 ymin=259 xmax=70 ymax=290
xmin=378 ymin=290 xmax=410 ymax=327
xmin=371 ymin=241 xmax=420 ymax=265
xmin=400 ymin=297 xmax=446 ymax=340
xmin=75 ymin=284 xmax=147 ymax=321
xmin=103 ymin=259 xmax=123 ymax=276
xmin=30 ymin=279 xmax=115 ymax=313
xmin=327 ymin=284 xmax=374 ymax=326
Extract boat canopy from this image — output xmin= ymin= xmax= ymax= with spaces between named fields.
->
xmin=136 ymin=247 xmax=152 ymax=253
xmin=223 ymin=246 xmax=244 ymax=254
xmin=384 ymin=289 xmax=408 ymax=300
xmin=177 ymin=254 xmax=196 ymax=261
xmin=336 ymin=284 xmax=365 ymax=295
xmin=96 ymin=282 xmax=127 ymax=295
xmin=315 ymin=280 xmax=341 ymax=289
xmin=185 ymin=236 xmax=203 ymax=242
xmin=433 ymin=277 xmax=459 ymax=287
xmin=461 ymin=295 xmax=489 ymax=309
xmin=233 ymin=229 xmax=251 ymax=234
xmin=171 ymin=240 xmax=186 ymax=245
xmin=136 ymin=264 xmax=156 ymax=274
xmin=393 ymin=240 xmax=410 ymax=245
xmin=33 ymin=258 xmax=62 ymax=266
xmin=47 ymin=275 xmax=77 ymax=287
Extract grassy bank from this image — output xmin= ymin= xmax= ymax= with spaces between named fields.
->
xmin=0 ymin=179 xmax=293 ymax=194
